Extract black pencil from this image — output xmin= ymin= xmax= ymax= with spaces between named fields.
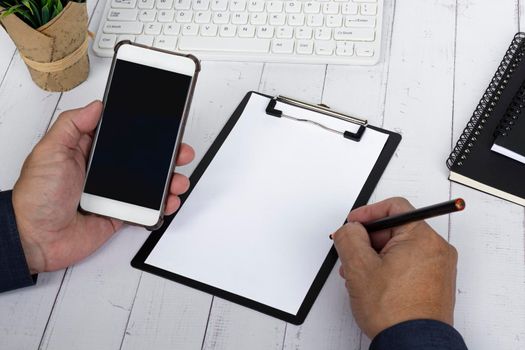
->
xmin=363 ymin=198 xmax=465 ymax=233
xmin=330 ymin=198 xmax=465 ymax=238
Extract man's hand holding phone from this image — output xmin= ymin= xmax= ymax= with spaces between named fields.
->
xmin=80 ymin=43 xmax=199 ymax=228
xmin=12 ymin=101 xmax=194 ymax=274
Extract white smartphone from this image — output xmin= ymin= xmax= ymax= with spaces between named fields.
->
xmin=80 ymin=42 xmax=200 ymax=230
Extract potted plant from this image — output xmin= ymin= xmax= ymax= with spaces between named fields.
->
xmin=0 ymin=0 xmax=90 ymax=92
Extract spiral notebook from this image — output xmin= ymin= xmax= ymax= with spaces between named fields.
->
xmin=447 ymin=33 xmax=525 ymax=206
xmin=491 ymin=81 xmax=525 ymax=164
xmin=132 ymin=91 xmax=401 ymax=324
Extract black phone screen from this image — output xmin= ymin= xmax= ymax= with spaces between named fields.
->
xmin=84 ymin=59 xmax=192 ymax=210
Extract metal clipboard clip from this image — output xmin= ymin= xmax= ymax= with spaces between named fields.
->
xmin=265 ymin=95 xmax=368 ymax=141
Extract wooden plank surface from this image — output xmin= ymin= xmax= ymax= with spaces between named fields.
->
xmin=0 ymin=0 xmax=524 ymax=349
xmin=451 ymin=1 xmax=525 ymax=349
xmin=283 ymin=1 xmax=396 ymax=349
xmin=0 ymin=1 xmax=106 ymax=349
xmin=121 ymin=61 xmax=264 ymax=350
xmin=0 ymin=30 xmax=15 ymax=88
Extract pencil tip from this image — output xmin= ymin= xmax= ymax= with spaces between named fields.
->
xmin=455 ymin=198 xmax=466 ymax=211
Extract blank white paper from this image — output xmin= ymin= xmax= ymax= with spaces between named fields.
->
xmin=146 ymin=94 xmax=389 ymax=315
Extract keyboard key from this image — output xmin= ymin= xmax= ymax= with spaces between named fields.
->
xmin=296 ymin=40 xmax=313 ymax=54
xmin=230 ymin=0 xmax=246 ymax=11
xmin=326 ymin=14 xmax=342 ymax=27
xmin=238 ymin=25 xmax=255 ymax=37
xmin=195 ymin=11 xmax=212 ymax=23
xmin=272 ymin=39 xmax=294 ymax=53
xmin=158 ymin=10 xmax=175 ymax=22
xmin=112 ymin=0 xmax=137 ymax=9
xmin=176 ymin=10 xmax=193 ymax=22
xmin=182 ymin=23 xmax=199 ymax=35
xmin=342 ymin=3 xmax=358 ymax=14
xmin=193 ymin=0 xmax=209 ymax=10
xmin=154 ymin=35 xmax=177 ymax=50
xmin=145 ymin=22 xmax=162 ymax=34
xmin=108 ymin=9 xmax=138 ymax=21
xmin=138 ymin=0 xmax=154 ymax=9
xmin=135 ymin=35 xmax=155 ymax=46
xmin=156 ymin=0 xmax=173 ymax=9
xmin=345 ymin=15 xmax=375 ymax=27
xmin=306 ymin=14 xmax=323 ymax=27
xmin=104 ymin=21 xmax=144 ymax=34
xmin=139 ymin=9 xmax=156 ymax=21
xmin=269 ymin=13 xmax=286 ymax=26
xmin=210 ymin=0 xmax=227 ymax=11
xmin=336 ymin=41 xmax=353 ymax=55
xmin=322 ymin=3 xmax=338 ymax=14
xmin=355 ymin=43 xmax=374 ymax=56
xmin=247 ymin=0 xmax=264 ymax=12
xmin=201 ymin=23 xmax=218 ymax=36
xmin=276 ymin=26 xmax=293 ymax=38
xmin=164 ymin=23 xmax=181 ymax=35
xmin=257 ymin=25 xmax=274 ymax=38
xmin=213 ymin=12 xmax=230 ymax=23
xmin=296 ymin=26 xmax=312 ymax=39
xmin=267 ymin=1 xmax=283 ymax=13
xmin=174 ymin=0 xmax=191 ymax=9
xmin=304 ymin=2 xmax=320 ymax=14
xmin=250 ymin=13 xmax=267 ymax=25
xmin=219 ymin=24 xmax=236 ymax=37
xmin=315 ymin=40 xmax=335 ymax=55
xmin=288 ymin=14 xmax=305 ymax=26
xmin=334 ymin=28 xmax=374 ymax=41
xmin=118 ymin=34 xmax=136 ymax=43
xmin=178 ymin=37 xmax=270 ymax=52
xmin=360 ymin=3 xmax=377 ymax=16
xmin=232 ymin=12 xmax=249 ymax=24
xmin=285 ymin=1 xmax=301 ymax=14
xmin=99 ymin=34 xmax=117 ymax=48
xmin=314 ymin=27 xmax=331 ymax=40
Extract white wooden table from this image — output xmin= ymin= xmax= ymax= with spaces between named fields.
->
xmin=1 ymin=1 xmax=524 ymax=349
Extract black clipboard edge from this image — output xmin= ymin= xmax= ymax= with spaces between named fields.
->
xmin=131 ymin=91 xmax=401 ymax=325
xmin=294 ymin=125 xmax=401 ymax=324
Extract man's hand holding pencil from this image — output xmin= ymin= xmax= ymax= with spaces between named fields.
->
xmin=332 ymin=197 xmax=460 ymax=339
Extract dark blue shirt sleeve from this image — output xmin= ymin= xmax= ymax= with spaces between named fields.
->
xmin=370 ymin=319 xmax=468 ymax=350
xmin=0 ymin=190 xmax=36 ymax=293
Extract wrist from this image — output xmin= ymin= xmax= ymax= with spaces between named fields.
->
xmin=18 ymin=234 xmax=45 ymax=274
xmin=367 ymin=304 xmax=454 ymax=339
xmin=12 ymin=190 xmax=45 ymax=274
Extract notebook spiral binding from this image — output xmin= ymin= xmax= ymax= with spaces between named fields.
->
xmin=446 ymin=32 xmax=525 ymax=169
xmin=493 ymin=81 xmax=525 ymax=137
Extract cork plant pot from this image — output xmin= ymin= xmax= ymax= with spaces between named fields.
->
xmin=0 ymin=2 xmax=89 ymax=92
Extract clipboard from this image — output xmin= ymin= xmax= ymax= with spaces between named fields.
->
xmin=132 ymin=91 xmax=401 ymax=325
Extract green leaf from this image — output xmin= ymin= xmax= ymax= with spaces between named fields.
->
xmin=41 ymin=3 xmax=49 ymax=23
xmin=1 ymin=4 xmax=39 ymax=28
xmin=0 ymin=0 xmax=70 ymax=28
xmin=50 ymin=4 xmax=60 ymax=19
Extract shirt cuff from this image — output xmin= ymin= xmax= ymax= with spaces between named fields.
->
xmin=370 ymin=319 xmax=468 ymax=350
xmin=0 ymin=190 xmax=37 ymax=293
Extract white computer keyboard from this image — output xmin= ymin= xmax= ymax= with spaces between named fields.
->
xmin=94 ymin=0 xmax=383 ymax=64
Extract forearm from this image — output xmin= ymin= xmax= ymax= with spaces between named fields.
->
xmin=370 ymin=319 xmax=468 ymax=350
xmin=0 ymin=190 xmax=36 ymax=293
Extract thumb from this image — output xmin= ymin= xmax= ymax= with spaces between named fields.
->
xmin=333 ymin=222 xmax=381 ymax=273
xmin=47 ymin=101 xmax=103 ymax=149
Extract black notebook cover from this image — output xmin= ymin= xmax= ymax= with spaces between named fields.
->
xmin=447 ymin=33 xmax=525 ymax=206
xmin=492 ymin=81 xmax=525 ymax=163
